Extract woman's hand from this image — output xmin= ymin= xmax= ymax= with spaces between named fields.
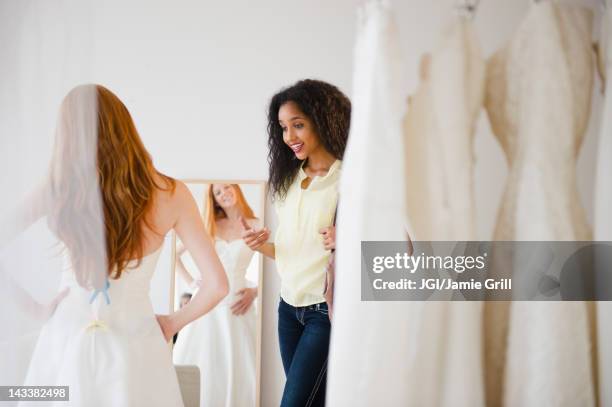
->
xmin=241 ymin=217 xmax=270 ymax=251
xmin=319 ymin=226 xmax=336 ymax=250
xmin=230 ymin=287 xmax=257 ymax=315
xmin=155 ymin=314 xmax=178 ymax=343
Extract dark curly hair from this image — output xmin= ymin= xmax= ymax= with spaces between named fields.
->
xmin=267 ymin=79 xmax=351 ymax=199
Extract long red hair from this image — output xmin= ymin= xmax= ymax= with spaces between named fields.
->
xmin=204 ymin=184 xmax=255 ymax=238
xmin=47 ymin=84 xmax=174 ymax=285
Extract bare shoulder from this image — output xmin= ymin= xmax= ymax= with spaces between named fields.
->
xmin=169 ymin=179 xmax=189 ymax=199
xmin=150 ymin=177 xmax=195 ymax=229
xmin=173 ymin=181 xmax=196 ymax=206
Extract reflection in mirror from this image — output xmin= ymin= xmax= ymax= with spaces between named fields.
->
xmin=172 ymin=180 xmax=265 ymax=407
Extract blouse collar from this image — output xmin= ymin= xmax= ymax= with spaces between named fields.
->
xmin=297 ymin=159 xmax=342 ymax=190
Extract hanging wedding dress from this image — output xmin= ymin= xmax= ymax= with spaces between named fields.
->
xmin=404 ymin=19 xmax=484 ymax=241
xmin=328 ymin=2 xmax=484 ymax=406
xmin=326 ymin=2 xmax=414 ymax=405
xmin=401 ymin=14 xmax=486 ymax=407
xmin=595 ymin=5 xmax=612 ymax=407
xmin=22 ymin=246 xmax=184 ymax=407
xmin=484 ymin=2 xmax=596 ymax=405
xmin=173 ymin=238 xmax=256 ymax=407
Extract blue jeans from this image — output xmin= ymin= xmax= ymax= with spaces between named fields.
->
xmin=278 ymin=298 xmax=331 ymax=407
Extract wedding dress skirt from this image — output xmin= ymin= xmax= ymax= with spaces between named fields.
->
xmin=173 ymin=238 xmax=256 ymax=407
xmin=21 ymin=246 xmax=184 ymax=407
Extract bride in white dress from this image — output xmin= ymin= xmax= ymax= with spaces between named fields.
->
xmin=173 ymin=183 xmax=259 ymax=407
xmin=3 ymin=84 xmax=229 ymax=407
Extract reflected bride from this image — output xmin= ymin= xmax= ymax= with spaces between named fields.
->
xmin=173 ymin=183 xmax=260 ymax=407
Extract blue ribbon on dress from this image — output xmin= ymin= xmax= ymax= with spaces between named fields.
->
xmin=89 ymin=278 xmax=111 ymax=305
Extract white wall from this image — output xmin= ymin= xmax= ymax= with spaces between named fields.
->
xmin=0 ymin=0 xmax=605 ymax=405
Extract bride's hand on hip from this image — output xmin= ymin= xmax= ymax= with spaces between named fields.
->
xmin=155 ymin=314 xmax=178 ymax=343
xmin=231 ymin=287 xmax=257 ymax=315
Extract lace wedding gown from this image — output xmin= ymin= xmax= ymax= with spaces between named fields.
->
xmin=484 ymin=2 xmax=596 ymax=405
xmin=173 ymin=238 xmax=256 ymax=407
xmin=22 ymin=246 xmax=184 ymax=407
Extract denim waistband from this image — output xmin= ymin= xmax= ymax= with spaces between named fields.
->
xmin=280 ymin=297 xmax=327 ymax=312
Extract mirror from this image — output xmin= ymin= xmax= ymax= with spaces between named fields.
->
xmin=171 ymin=179 xmax=266 ymax=407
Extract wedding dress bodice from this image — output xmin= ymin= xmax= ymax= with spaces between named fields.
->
xmin=214 ymin=238 xmax=254 ymax=305
xmin=485 ymin=2 xmax=593 ymax=241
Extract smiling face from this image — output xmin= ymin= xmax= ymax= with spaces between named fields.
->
xmin=212 ymin=184 xmax=237 ymax=210
xmin=278 ymin=101 xmax=324 ymax=161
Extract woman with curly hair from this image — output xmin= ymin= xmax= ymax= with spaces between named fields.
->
xmin=242 ymin=79 xmax=351 ymax=406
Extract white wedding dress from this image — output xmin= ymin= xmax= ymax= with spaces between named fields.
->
xmin=173 ymin=238 xmax=256 ymax=407
xmin=401 ymin=16 xmax=486 ymax=407
xmin=21 ymin=246 xmax=184 ymax=407
xmin=595 ymin=6 xmax=612 ymax=407
xmin=484 ymin=2 xmax=595 ymax=406
xmin=404 ymin=19 xmax=484 ymax=241
xmin=326 ymin=3 xmax=415 ymax=405
xmin=330 ymin=3 xmax=484 ymax=405
xmin=329 ymin=4 xmax=487 ymax=405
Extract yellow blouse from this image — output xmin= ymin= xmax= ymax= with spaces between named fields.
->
xmin=273 ymin=159 xmax=341 ymax=306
